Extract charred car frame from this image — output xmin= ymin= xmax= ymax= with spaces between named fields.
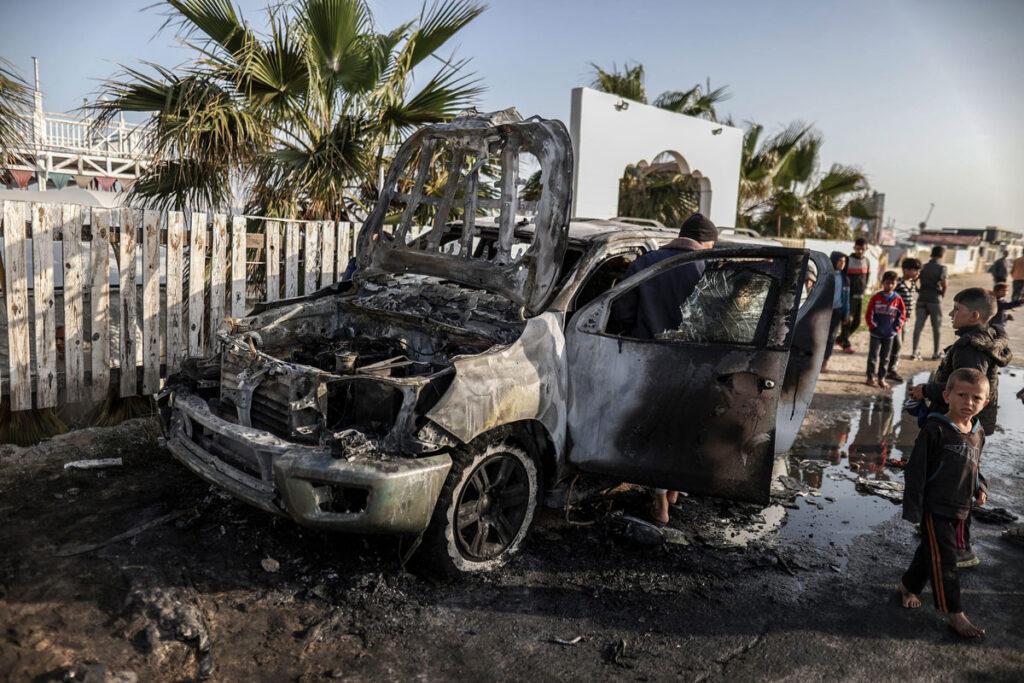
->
xmin=160 ymin=110 xmax=834 ymax=576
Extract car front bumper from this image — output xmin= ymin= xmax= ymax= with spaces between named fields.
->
xmin=164 ymin=391 xmax=452 ymax=534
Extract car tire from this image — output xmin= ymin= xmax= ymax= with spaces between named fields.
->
xmin=411 ymin=435 xmax=539 ymax=579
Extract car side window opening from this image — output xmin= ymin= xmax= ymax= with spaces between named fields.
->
xmin=571 ymin=250 xmax=642 ymax=315
xmin=605 ymin=258 xmax=780 ymax=345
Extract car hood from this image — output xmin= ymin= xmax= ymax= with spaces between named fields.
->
xmin=355 ymin=109 xmax=573 ymax=317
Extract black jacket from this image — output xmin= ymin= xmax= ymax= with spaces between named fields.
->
xmin=611 ymin=237 xmax=706 ymax=339
xmin=922 ymin=324 xmax=1011 ymax=434
xmin=903 ymin=414 xmax=986 ymax=523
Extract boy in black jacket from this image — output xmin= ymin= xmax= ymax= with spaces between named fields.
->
xmin=909 ymin=287 xmax=1011 ymax=435
xmin=899 ymin=368 xmax=989 ymax=638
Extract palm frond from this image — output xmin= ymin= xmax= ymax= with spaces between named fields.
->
xmin=165 ymin=0 xmax=251 ymax=55
xmin=0 ymin=58 xmax=31 ymax=155
xmin=590 ymin=62 xmax=646 ymax=103
xmin=407 ymin=0 xmax=485 ymax=70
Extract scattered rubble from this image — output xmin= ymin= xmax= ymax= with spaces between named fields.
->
xmin=854 ymin=478 xmax=903 ymax=504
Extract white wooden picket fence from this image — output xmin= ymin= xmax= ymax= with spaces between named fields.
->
xmin=0 ymin=200 xmax=359 ymax=413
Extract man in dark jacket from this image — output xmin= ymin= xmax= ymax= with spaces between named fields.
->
xmin=611 ymin=212 xmax=717 ymax=525
xmin=913 ymin=246 xmax=948 ymax=359
xmin=899 ymin=368 xmax=988 ymax=638
xmin=611 ymin=213 xmax=718 ymax=340
xmin=988 ymin=250 xmax=1009 ymax=285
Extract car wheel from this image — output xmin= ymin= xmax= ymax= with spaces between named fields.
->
xmin=412 ymin=436 xmax=539 ymax=579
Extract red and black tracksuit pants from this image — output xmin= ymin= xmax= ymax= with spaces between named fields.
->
xmin=902 ymin=512 xmax=962 ymax=613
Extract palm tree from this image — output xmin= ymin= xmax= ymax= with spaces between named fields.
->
xmin=742 ymin=127 xmax=873 ymax=238
xmin=590 ymin=62 xmax=730 ymax=122
xmin=89 ymin=0 xmax=485 ymax=219
xmin=0 ymin=58 xmax=31 ymax=158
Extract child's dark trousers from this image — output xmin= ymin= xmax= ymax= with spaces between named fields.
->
xmin=866 ymin=334 xmax=895 ymax=380
xmin=902 ymin=512 xmax=962 ymax=613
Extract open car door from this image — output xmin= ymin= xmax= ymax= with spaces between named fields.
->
xmin=565 ymin=247 xmax=808 ymax=505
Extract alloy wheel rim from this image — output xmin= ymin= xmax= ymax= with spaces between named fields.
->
xmin=454 ymin=453 xmax=530 ymax=560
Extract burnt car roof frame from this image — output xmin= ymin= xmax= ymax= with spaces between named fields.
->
xmin=355 ymin=109 xmax=574 ymax=316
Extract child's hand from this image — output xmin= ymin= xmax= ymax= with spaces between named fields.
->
xmin=977 ymin=490 xmax=988 ymax=507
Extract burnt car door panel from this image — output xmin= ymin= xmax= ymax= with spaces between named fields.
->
xmin=774 ymin=250 xmax=835 ymax=454
xmin=565 ymin=247 xmax=808 ymax=504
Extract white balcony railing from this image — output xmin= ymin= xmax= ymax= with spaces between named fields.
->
xmin=17 ymin=112 xmax=150 ymax=157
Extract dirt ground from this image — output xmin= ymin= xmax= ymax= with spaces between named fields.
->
xmin=2 ymin=272 xmax=1023 ymax=682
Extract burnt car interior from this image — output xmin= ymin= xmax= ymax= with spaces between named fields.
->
xmin=603 ymin=257 xmax=786 ymax=344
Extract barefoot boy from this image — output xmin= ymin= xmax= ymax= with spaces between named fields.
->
xmin=899 ymin=368 xmax=989 ymax=638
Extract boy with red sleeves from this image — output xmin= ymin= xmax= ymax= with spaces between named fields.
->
xmin=865 ymin=270 xmax=906 ymax=389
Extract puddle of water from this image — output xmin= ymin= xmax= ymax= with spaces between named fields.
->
xmin=779 ymin=367 xmax=1024 ymax=550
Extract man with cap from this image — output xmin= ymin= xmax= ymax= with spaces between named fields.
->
xmin=611 ymin=212 xmax=718 ymax=524
xmin=612 ymin=212 xmax=719 ymax=341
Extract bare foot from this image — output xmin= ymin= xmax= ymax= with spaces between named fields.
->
xmin=865 ymin=378 xmax=877 ymax=387
xmin=878 ymin=379 xmax=889 ymax=390
xmin=898 ymin=582 xmax=921 ymax=608
xmin=666 ymin=491 xmax=679 ymax=505
xmin=948 ymin=612 xmax=985 ymax=638
xmin=650 ymin=493 xmax=670 ymax=526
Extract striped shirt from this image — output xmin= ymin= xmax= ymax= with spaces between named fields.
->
xmin=895 ymin=278 xmax=918 ymax=313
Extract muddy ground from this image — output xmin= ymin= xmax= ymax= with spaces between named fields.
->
xmin=2 ymin=272 xmax=1023 ymax=682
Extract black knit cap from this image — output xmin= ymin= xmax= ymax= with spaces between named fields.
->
xmin=679 ymin=213 xmax=718 ymax=242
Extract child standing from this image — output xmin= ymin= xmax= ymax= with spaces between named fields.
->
xmin=899 ymin=368 xmax=989 ymax=638
xmin=989 ymin=281 xmax=1023 ymax=332
xmin=822 ymin=251 xmax=850 ymax=372
xmin=886 ymin=258 xmax=921 ymax=382
xmin=909 ymin=287 xmax=1011 ymax=434
xmin=865 ymin=271 xmax=906 ymax=389
xmin=837 ymin=237 xmax=871 ymax=352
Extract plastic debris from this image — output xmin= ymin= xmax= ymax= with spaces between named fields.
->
xmin=64 ymin=457 xmax=123 ymax=470
xmin=552 ymin=635 xmax=583 ymax=646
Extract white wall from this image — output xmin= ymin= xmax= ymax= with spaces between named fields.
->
xmin=569 ymin=87 xmax=743 ymax=228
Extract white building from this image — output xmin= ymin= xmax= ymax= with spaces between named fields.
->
xmin=568 ymin=87 xmax=743 ymax=228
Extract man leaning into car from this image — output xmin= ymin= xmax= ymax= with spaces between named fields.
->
xmin=611 ymin=212 xmax=718 ymax=524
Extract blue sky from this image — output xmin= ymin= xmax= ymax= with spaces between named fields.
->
xmin=2 ymin=0 xmax=1021 ymax=232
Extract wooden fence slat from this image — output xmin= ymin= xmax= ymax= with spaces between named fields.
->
xmin=61 ymin=204 xmax=87 ymax=403
xmin=284 ymin=222 xmax=299 ymax=299
xmin=336 ymin=221 xmax=350 ymax=283
xmin=118 ymin=209 xmax=138 ymax=397
xmin=30 ymin=203 xmax=59 ymax=407
xmin=303 ymin=221 xmax=320 ymax=295
xmin=141 ymin=209 xmax=162 ymax=394
xmin=209 ymin=214 xmax=228 ymax=353
xmin=166 ymin=211 xmax=185 ymax=374
xmin=90 ymin=209 xmax=111 ymax=401
xmin=350 ymin=221 xmax=359 ymax=258
xmin=230 ymin=216 xmax=246 ymax=318
xmin=188 ymin=212 xmax=207 ymax=357
xmin=265 ymin=220 xmax=280 ymax=302
xmin=320 ymin=220 xmax=335 ymax=288
xmin=3 ymin=201 xmax=32 ymax=410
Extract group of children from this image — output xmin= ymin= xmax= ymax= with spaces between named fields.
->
xmin=825 ymin=240 xmax=1019 ymax=638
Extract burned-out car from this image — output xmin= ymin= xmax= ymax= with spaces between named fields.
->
xmin=160 ymin=110 xmax=835 ymax=576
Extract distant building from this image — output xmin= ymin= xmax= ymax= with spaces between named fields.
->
xmin=900 ymin=226 xmax=1023 ymax=275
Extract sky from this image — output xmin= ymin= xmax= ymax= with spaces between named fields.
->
xmin=1 ymin=0 xmax=1021 ymax=233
